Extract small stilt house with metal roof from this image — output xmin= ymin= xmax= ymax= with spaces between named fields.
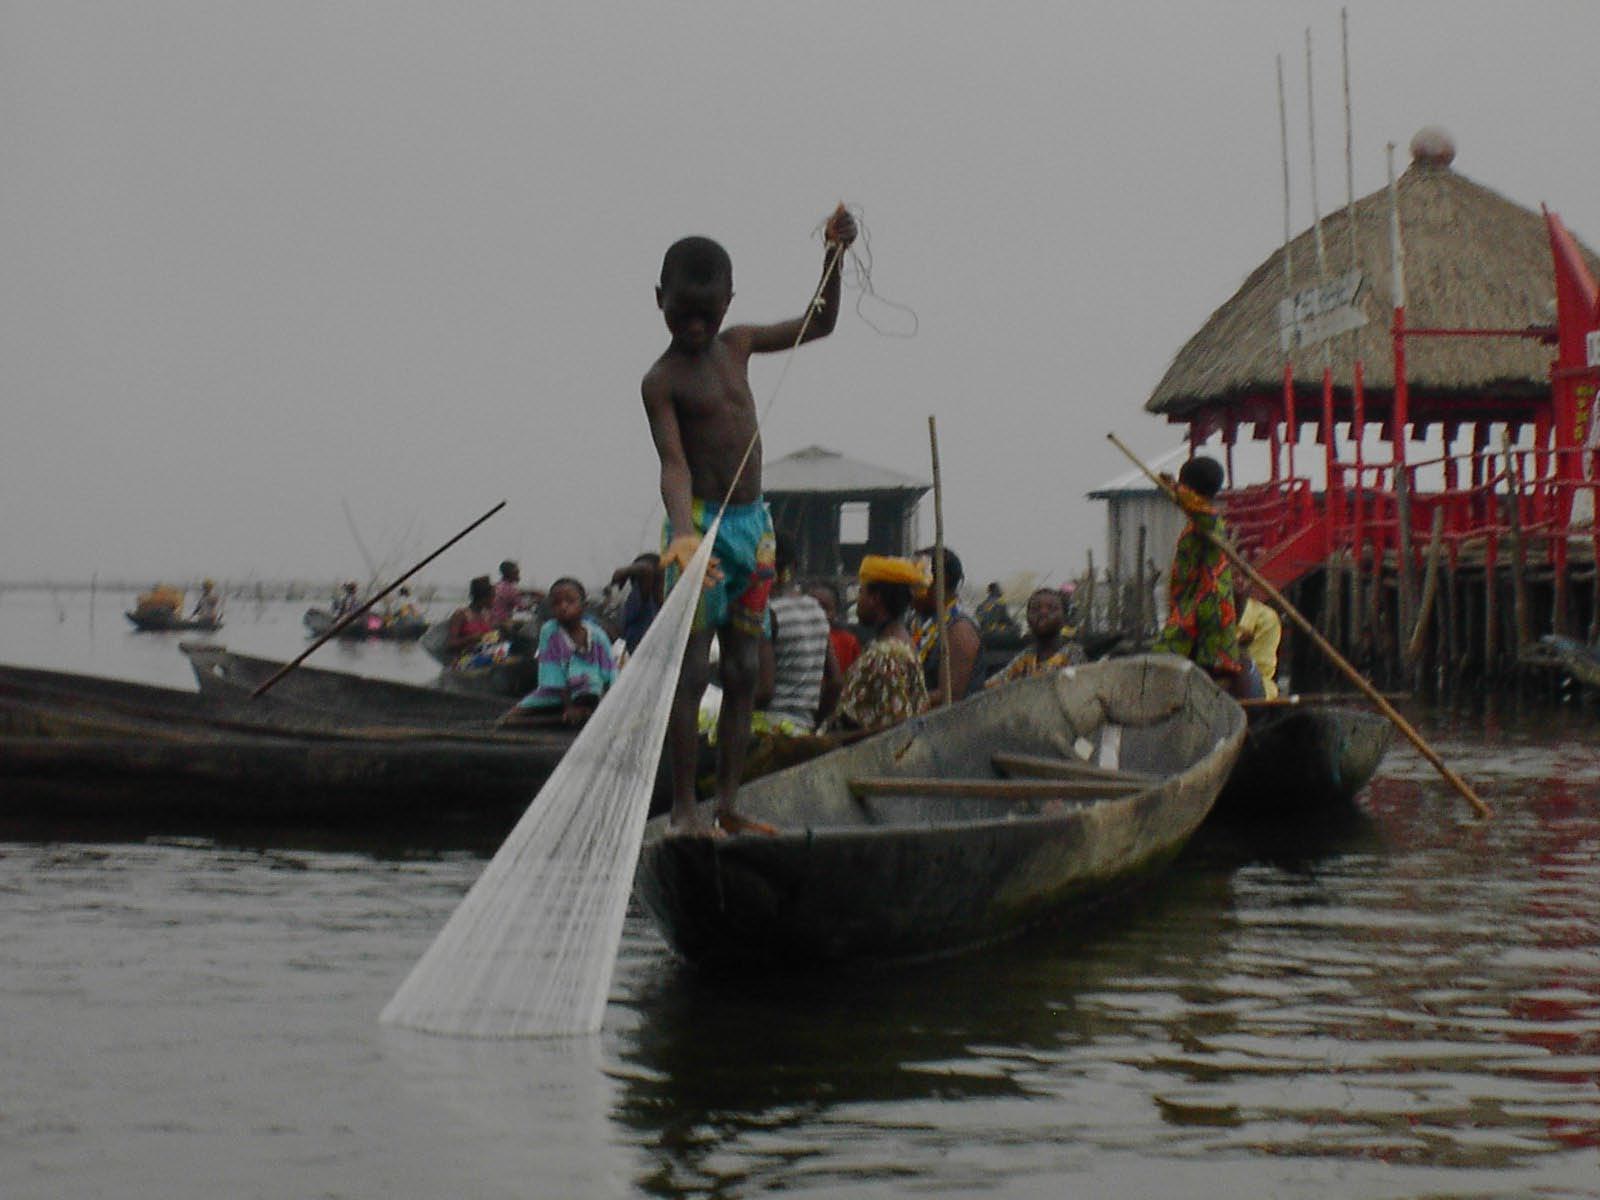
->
xmin=1142 ymin=128 xmax=1600 ymax=687
xmin=763 ymin=446 xmax=930 ymax=577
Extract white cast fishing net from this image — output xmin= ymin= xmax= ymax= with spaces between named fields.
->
xmin=380 ymin=524 xmax=720 ymax=1037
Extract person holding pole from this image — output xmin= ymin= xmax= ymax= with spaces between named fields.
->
xmin=1150 ymin=456 xmax=1264 ymax=699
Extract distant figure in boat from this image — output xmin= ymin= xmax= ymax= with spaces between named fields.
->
xmin=331 ymin=581 xmax=361 ymax=620
xmin=192 ymin=580 xmax=223 ymax=625
xmin=975 ymin=581 xmax=1019 ymax=638
xmin=821 ymin=555 xmax=928 ymax=734
xmin=445 ymin=575 xmax=504 ymax=667
xmin=807 ymin=580 xmax=860 ymax=681
xmin=1152 ymin=456 xmax=1264 ymax=699
xmin=505 ymin=577 xmax=616 ymax=727
xmin=749 ymin=532 xmax=838 ymax=736
xmin=386 ymin=585 xmax=422 ymax=625
xmin=491 ymin=560 xmax=538 ymax=628
xmin=911 ymin=545 xmax=983 ymax=706
xmin=643 ymin=205 xmax=856 ymax=837
xmin=610 ymin=552 xmax=663 ymax=654
xmin=1237 ymin=584 xmax=1282 ymax=700
xmin=986 ymin=587 xmax=1085 ymax=689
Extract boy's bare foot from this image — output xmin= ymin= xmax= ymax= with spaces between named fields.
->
xmin=715 ymin=809 xmax=779 ymax=837
xmin=667 ymin=807 xmax=722 ymax=838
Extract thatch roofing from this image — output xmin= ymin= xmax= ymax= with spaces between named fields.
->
xmin=1147 ymin=134 xmax=1600 ymax=417
xmin=763 ymin=445 xmax=929 ymax=496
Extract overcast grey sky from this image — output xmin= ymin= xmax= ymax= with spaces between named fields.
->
xmin=3 ymin=1 xmax=1597 ymax=591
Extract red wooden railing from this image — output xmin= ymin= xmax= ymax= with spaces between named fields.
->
xmin=1217 ymin=444 xmax=1600 ymax=590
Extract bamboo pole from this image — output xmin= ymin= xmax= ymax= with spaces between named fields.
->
xmin=1108 ymin=433 xmax=1490 ymax=819
xmin=251 ymin=500 xmax=507 ymax=699
xmin=928 ymin=416 xmax=953 ymax=707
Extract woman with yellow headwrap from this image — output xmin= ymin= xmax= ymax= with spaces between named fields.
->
xmin=820 ymin=556 xmax=929 ymax=734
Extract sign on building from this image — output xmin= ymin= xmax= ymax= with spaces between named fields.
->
xmin=1586 ymin=328 xmax=1600 ymax=367
xmin=1278 ymin=270 xmax=1368 ymax=353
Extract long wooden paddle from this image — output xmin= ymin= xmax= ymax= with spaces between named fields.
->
xmin=251 ymin=500 xmax=507 ymax=700
xmin=1107 ymin=434 xmax=1490 ymax=819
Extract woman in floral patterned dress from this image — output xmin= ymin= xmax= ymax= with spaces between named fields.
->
xmin=821 ymin=556 xmax=929 ymax=734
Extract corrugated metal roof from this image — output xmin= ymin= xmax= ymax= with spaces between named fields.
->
xmin=764 ymin=445 xmax=930 ymax=495
xmin=1086 ymin=444 xmax=1190 ymax=497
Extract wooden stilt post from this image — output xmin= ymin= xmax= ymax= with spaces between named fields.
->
xmin=1395 ymin=467 xmax=1417 ymax=646
xmin=1503 ymin=431 xmax=1532 ymax=654
xmin=1406 ymin=507 xmax=1445 ymax=668
xmin=1485 ymin=536 xmax=1500 ymax=677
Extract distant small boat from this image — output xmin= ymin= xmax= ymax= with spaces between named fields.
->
xmin=303 ymin=607 xmax=429 ymax=641
xmin=635 ymin=656 xmax=1246 ymax=969
xmin=1213 ymin=699 xmax=1394 ymax=820
xmin=125 ymin=609 xmax=223 ymax=633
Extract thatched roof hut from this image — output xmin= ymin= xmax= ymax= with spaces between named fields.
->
xmin=1147 ymin=129 xmax=1600 ymax=430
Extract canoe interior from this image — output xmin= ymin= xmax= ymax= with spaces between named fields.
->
xmin=701 ymin=656 xmax=1239 ymax=832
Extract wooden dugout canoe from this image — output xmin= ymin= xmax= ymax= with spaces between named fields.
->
xmin=181 ymin=643 xmax=506 ymax=725
xmin=635 ymin=656 xmax=1246 ymax=969
xmin=0 ymin=662 xmax=575 ymax=823
xmin=125 ymin=609 xmax=222 ymax=633
xmin=1214 ymin=701 xmax=1394 ymax=820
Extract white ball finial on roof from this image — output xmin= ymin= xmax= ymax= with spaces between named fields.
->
xmin=1410 ymin=126 xmax=1457 ymax=167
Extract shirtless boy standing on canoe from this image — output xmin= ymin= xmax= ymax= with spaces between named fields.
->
xmin=644 ymin=206 xmax=856 ymax=834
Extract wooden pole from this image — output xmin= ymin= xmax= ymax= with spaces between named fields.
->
xmin=1083 ymin=549 xmax=1096 ymax=635
xmin=1108 ymin=433 xmax=1491 ymax=819
xmin=1484 ymin=537 xmax=1500 ymax=677
xmin=1134 ymin=526 xmax=1149 ymax=634
xmin=1502 ymin=431 xmax=1532 ymax=653
xmin=1395 ymin=466 xmax=1417 ymax=643
xmin=251 ymin=500 xmax=507 ymax=699
xmin=1406 ymin=507 xmax=1445 ymax=665
xmin=928 ymin=416 xmax=953 ymax=707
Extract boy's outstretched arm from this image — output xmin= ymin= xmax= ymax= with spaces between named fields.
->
xmin=731 ymin=207 xmax=858 ymax=356
xmin=643 ymin=372 xmax=702 ymax=571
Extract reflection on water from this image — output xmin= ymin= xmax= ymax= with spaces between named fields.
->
xmin=2 ymin=594 xmax=1599 ymax=1196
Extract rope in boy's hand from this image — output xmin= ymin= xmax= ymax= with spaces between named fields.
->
xmin=662 ymin=535 xmax=723 ymax=588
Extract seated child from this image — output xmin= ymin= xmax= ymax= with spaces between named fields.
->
xmin=985 ymin=587 xmax=1085 ymax=689
xmin=508 ymin=577 xmax=617 ymax=725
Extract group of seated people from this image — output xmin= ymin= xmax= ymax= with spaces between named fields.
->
xmin=449 ymin=464 xmax=1283 ymax=740
xmin=442 ymin=560 xmax=546 ymax=665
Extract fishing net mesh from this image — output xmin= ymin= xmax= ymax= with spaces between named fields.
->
xmin=380 ymin=524 xmax=720 ymax=1037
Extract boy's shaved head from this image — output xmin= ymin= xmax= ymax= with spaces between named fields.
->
xmin=660 ymin=236 xmax=733 ymax=289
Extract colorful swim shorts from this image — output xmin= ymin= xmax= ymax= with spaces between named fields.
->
xmin=662 ymin=497 xmax=776 ymax=636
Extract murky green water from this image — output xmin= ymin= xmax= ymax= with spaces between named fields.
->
xmin=2 ymin=594 xmax=1597 ymax=1196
